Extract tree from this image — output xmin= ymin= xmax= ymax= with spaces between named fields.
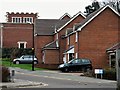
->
xmin=100 ymin=0 xmax=120 ymax=13
xmin=84 ymin=0 xmax=100 ymax=16
xmin=84 ymin=0 xmax=120 ymax=16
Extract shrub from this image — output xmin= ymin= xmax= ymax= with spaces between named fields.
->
xmin=103 ymin=68 xmax=116 ymax=80
xmin=0 ymin=65 xmax=11 ymax=82
xmin=2 ymin=48 xmax=33 ymax=59
xmin=83 ymin=68 xmax=116 ymax=80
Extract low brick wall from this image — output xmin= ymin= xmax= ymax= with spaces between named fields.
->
xmin=36 ymin=64 xmax=59 ymax=70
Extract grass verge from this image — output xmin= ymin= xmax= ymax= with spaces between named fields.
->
xmin=1 ymin=58 xmax=45 ymax=71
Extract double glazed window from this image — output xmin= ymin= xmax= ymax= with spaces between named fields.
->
xmin=12 ymin=17 xmax=33 ymax=23
xmin=12 ymin=17 xmax=22 ymax=23
xmin=23 ymin=17 xmax=33 ymax=23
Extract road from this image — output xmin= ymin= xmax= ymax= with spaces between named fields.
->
xmin=9 ymin=68 xmax=117 ymax=89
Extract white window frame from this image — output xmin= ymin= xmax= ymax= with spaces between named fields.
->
xmin=75 ymin=32 xmax=78 ymax=42
xmin=12 ymin=17 xmax=22 ymax=23
xmin=17 ymin=41 xmax=27 ymax=48
xmin=56 ymin=33 xmax=58 ymax=40
xmin=23 ymin=17 xmax=33 ymax=23
xmin=75 ymin=53 xmax=78 ymax=59
xmin=56 ymin=40 xmax=59 ymax=47
xmin=67 ymin=36 xmax=70 ymax=45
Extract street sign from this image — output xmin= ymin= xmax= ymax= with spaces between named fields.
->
xmin=94 ymin=69 xmax=103 ymax=79
xmin=116 ymin=49 xmax=120 ymax=90
xmin=95 ymin=69 xmax=103 ymax=74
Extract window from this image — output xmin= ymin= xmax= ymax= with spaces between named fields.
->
xmin=12 ymin=17 xmax=22 ymax=23
xmin=23 ymin=17 xmax=33 ymax=23
xmin=75 ymin=32 xmax=78 ymax=42
xmin=17 ymin=41 xmax=27 ymax=48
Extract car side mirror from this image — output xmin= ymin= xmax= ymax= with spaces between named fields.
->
xmin=22 ymin=57 xmax=24 ymax=59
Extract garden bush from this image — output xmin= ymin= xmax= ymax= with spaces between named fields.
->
xmin=0 ymin=65 xmax=10 ymax=82
xmin=103 ymin=68 xmax=116 ymax=80
xmin=2 ymin=48 xmax=33 ymax=59
xmin=83 ymin=68 xmax=116 ymax=80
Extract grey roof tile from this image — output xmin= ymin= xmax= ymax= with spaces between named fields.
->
xmin=35 ymin=19 xmax=69 ymax=35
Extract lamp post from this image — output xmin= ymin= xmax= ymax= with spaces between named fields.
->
xmin=27 ymin=22 xmax=35 ymax=71
xmin=32 ymin=23 xmax=35 ymax=71
xmin=0 ymin=24 xmax=3 ymax=49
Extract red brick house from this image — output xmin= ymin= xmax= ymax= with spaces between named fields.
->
xmin=1 ymin=12 xmax=38 ymax=48
xmin=1 ymin=5 xmax=119 ymax=70
xmin=35 ymin=12 xmax=86 ymax=69
xmin=65 ymin=5 xmax=120 ymax=69
xmin=34 ymin=13 xmax=71 ymax=68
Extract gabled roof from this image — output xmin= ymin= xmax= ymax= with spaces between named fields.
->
xmin=57 ymin=11 xmax=86 ymax=32
xmin=42 ymin=40 xmax=59 ymax=50
xmin=35 ymin=19 xmax=69 ymax=35
xmin=76 ymin=5 xmax=120 ymax=31
xmin=59 ymin=13 xmax=71 ymax=20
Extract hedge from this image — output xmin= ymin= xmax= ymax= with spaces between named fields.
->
xmin=2 ymin=48 xmax=33 ymax=59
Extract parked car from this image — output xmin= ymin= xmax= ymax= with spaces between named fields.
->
xmin=58 ymin=58 xmax=92 ymax=72
xmin=13 ymin=55 xmax=38 ymax=64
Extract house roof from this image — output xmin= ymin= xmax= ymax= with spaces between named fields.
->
xmin=59 ymin=13 xmax=71 ymax=20
xmin=35 ymin=19 xmax=69 ymax=35
xmin=57 ymin=11 xmax=86 ymax=32
xmin=107 ymin=42 xmax=120 ymax=51
xmin=42 ymin=40 xmax=59 ymax=50
xmin=76 ymin=5 xmax=120 ymax=31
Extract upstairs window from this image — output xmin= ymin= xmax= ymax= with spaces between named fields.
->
xmin=23 ymin=17 xmax=33 ymax=23
xmin=12 ymin=17 xmax=22 ymax=23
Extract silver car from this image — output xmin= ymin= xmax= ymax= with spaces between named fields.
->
xmin=13 ymin=55 xmax=38 ymax=64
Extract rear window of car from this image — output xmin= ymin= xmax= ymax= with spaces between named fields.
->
xmin=81 ymin=59 xmax=91 ymax=64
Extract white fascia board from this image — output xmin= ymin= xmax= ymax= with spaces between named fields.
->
xmin=57 ymin=11 xmax=86 ymax=32
xmin=59 ymin=13 xmax=72 ymax=20
xmin=77 ymin=5 xmax=120 ymax=31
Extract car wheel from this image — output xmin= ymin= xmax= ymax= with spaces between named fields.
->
xmin=15 ymin=61 xmax=20 ymax=64
xmin=64 ymin=68 xmax=69 ymax=72
xmin=86 ymin=68 xmax=91 ymax=72
xmin=34 ymin=61 xmax=38 ymax=64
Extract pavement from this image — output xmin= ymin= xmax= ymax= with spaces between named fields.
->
xmin=0 ymin=67 xmax=48 ymax=89
xmin=0 ymin=67 xmax=117 ymax=89
xmin=0 ymin=79 xmax=48 ymax=89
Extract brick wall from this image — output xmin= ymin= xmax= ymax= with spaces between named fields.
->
xmin=78 ymin=8 xmax=119 ymax=68
xmin=44 ymin=49 xmax=59 ymax=64
xmin=3 ymin=23 xmax=33 ymax=48
xmin=34 ymin=36 xmax=54 ymax=63
xmin=59 ymin=15 xmax=85 ymax=63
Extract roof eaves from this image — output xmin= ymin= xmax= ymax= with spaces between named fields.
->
xmin=77 ymin=5 xmax=120 ymax=31
xmin=59 ymin=13 xmax=72 ymax=20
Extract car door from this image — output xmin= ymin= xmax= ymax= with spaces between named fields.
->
xmin=23 ymin=55 xmax=30 ymax=64
xmin=69 ymin=59 xmax=78 ymax=71
xmin=29 ymin=55 xmax=33 ymax=63
xmin=76 ymin=59 xmax=82 ymax=71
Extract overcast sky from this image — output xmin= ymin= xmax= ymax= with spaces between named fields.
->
xmin=0 ymin=0 xmax=103 ymax=22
